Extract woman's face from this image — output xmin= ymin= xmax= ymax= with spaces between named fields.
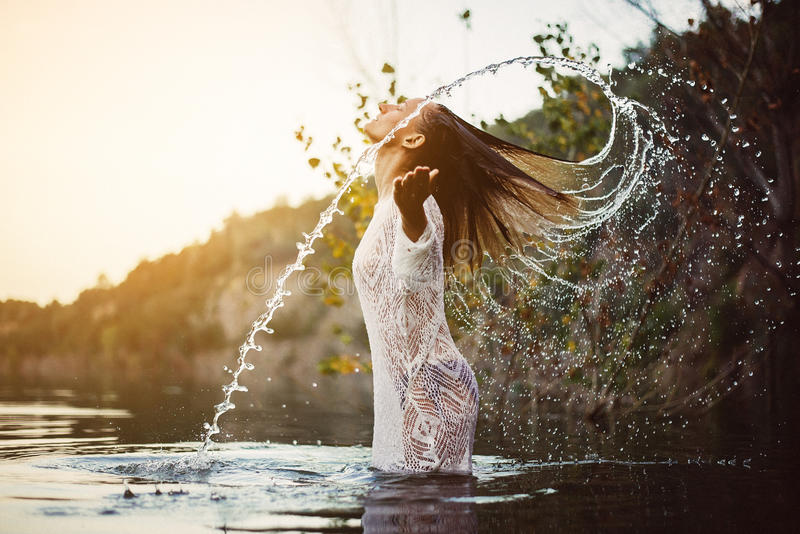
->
xmin=364 ymin=97 xmax=427 ymax=143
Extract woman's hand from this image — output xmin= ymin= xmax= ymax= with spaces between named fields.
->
xmin=393 ymin=166 xmax=440 ymax=242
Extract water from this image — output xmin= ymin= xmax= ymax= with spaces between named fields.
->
xmin=0 ymin=385 xmax=796 ymax=532
xmin=4 ymin=54 xmax=794 ymax=531
xmin=200 ymin=55 xmax=670 ymax=452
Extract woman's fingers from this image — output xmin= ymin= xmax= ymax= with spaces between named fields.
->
xmin=428 ymin=169 xmax=439 ymax=190
xmin=414 ymin=167 xmax=439 ymax=196
xmin=410 ymin=167 xmax=432 ymax=186
xmin=393 ymin=166 xmax=439 ymax=204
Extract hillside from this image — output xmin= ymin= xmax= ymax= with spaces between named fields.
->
xmin=0 ymin=194 xmax=371 ymax=390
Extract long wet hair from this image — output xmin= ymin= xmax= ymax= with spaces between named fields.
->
xmin=412 ymin=103 xmax=585 ymax=272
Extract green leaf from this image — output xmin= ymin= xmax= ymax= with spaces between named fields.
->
xmin=308 ymin=158 xmax=320 ymax=169
xmin=381 ymin=63 xmax=395 ymax=74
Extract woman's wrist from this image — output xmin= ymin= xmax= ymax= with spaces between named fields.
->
xmin=400 ymin=207 xmax=427 ymax=242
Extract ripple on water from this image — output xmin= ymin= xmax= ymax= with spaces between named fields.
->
xmin=1 ymin=440 xmax=778 ymax=533
xmin=51 ymin=442 xmax=520 ymax=486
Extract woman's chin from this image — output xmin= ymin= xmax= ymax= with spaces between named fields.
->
xmin=364 ymin=127 xmax=379 ymax=143
xmin=366 ymin=133 xmax=384 ymax=145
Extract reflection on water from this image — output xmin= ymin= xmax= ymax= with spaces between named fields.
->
xmin=0 ymin=400 xmax=130 ymax=460
xmin=0 ymin=384 xmax=796 ymax=533
xmin=362 ymin=474 xmax=478 ymax=533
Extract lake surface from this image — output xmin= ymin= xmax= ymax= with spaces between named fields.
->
xmin=0 ymin=380 xmax=796 ymax=533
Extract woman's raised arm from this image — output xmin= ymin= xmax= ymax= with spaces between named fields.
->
xmin=392 ymin=194 xmax=445 ymax=294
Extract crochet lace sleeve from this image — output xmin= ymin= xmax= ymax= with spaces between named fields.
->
xmin=391 ymin=195 xmax=445 ymax=293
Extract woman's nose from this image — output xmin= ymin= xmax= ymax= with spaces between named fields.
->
xmin=378 ymin=103 xmax=389 ymax=114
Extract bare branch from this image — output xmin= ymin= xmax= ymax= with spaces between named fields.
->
xmin=623 ymin=0 xmax=681 ymax=37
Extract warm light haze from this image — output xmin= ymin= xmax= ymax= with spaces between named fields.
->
xmin=0 ymin=0 xmax=702 ymax=305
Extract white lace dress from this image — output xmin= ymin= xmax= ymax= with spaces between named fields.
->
xmin=352 ymin=193 xmax=480 ymax=474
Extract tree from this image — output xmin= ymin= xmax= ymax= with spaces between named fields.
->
xmin=297 ymin=1 xmax=798 ymax=430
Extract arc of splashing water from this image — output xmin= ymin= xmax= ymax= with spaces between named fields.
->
xmin=197 ymin=54 xmax=662 ymax=455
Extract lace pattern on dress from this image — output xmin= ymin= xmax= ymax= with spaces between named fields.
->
xmin=352 ymin=193 xmax=479 ymax=473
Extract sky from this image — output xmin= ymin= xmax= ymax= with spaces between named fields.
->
xmin=0 ymin=0 xmax=710 ymax=305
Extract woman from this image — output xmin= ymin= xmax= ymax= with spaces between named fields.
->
xmin=352 ymin=98 xmax=580 ymax=474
